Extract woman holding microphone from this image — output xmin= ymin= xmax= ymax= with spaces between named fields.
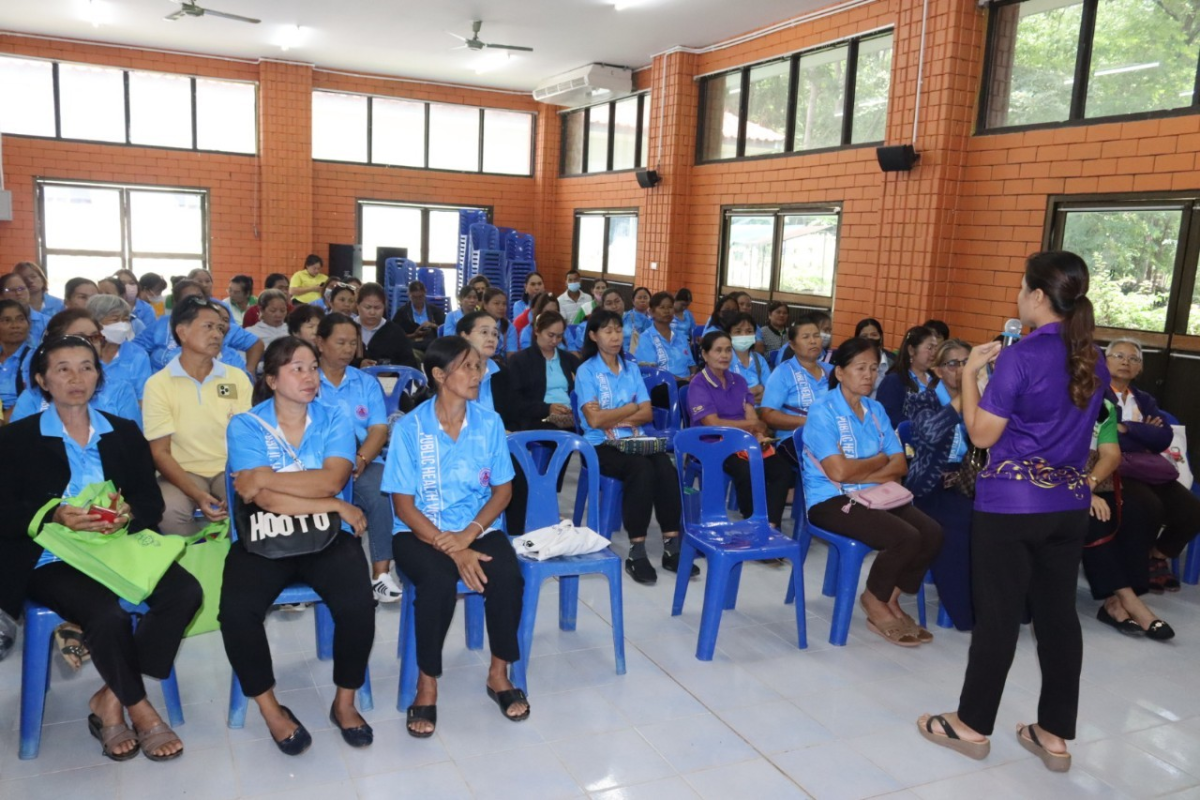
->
xmin=918 ymin=251 xmax=1109 ymax=772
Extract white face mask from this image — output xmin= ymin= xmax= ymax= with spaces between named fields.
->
xmin=101 ymin=321 xmax=133 ymax=345
xmin=148 ymin=294 xmax=163 ymax=305
xmin=820 ymin=332 xmax=832 ymax=349
xmin=567 ymin=282 xmax=581 ymax=293
xmin=731 ymin=335 xmax=756 ymax=352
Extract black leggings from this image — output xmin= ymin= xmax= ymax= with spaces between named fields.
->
xmin=1120 ymin=478 xmax=1200 ymax=558
xmin=27 ymin=561 xmax=201 ymax=707
xmin=595 ymin=446 xmax=682 ymax=541
xmin=392 ymin=531 xmax=523 ymax=678
xmin=219 ymin=535 xmax=376 ymax=698
xmin=724 ymin=452 xmax=794 ymax=527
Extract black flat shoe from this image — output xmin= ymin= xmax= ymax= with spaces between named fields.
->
xmin=329 ymin=702 xmax=373 ymax=747
xmin=272 ymin=706 xmax=311 ymax=756
xmin=661 ymin=551 xmax=699 ymax=577
xmin=487 ymin=686 xmax=531 ymax=722
xmin=406 ymin=705 xmax=436 ymax=738
xmin=1146 ymin=619 xmax=1176 ymax=641
xmin=1097 ymin=606 xmax=1143 ymax=636
xmin=625 ymin=557 xmax=658 ymax=585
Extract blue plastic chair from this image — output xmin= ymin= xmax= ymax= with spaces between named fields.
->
xmin=20 ymin=599 xmax=185 ymax=760
xmin=638 ymin=365 xmax=681 ymax=445
xmin=361 ymin=365 xmax=426 ymax=417
xmin=568 ymin=391 xmax=625 ymax=539
xmin=507 ymin=431 xmax=625 ymax=693
xmin=789 ymin=427 xmax=928 ymax=645
xmin=671 ymin=428 xmax=806 ymax=661
xmin=395 ymin=577 xmax=485 ymax=710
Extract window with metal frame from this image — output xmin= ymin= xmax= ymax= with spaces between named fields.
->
xmin=573 ymin=210 xmax=639 ymax=278
xmin=0 ymin=54 xmax=257 ymax=154
xmin=980 ymin=0 xmax=1200 ymax=133
xmin=697 ymin=31 xmax=893 ymax=164
xmin=719 ymin=205 xmax=840 ymax=308
xmin=560 ymin=93 xmax=652 ymax=176
xmin=313 ymin=90 xmax=535 ymax=177
xmin=37 ymin=179 xmax=209 ymax=298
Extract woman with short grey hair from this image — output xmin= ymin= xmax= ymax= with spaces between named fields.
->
xmin=87 ymin=295 xmax=154 ymax=403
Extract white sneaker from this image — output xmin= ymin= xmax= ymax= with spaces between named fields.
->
xmin=372 ymin=573 xmax=403 ymax=604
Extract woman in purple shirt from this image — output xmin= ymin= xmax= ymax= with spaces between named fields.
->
xmin=919 ymin=251 xmax=1109 ymax=773
xmin=687 ymin=330 xmax=794 ymax=529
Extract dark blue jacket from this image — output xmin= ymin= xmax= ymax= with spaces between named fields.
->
xmin=1106 ymin=385 xmax=1172 ymax=455
xmin=903 ymin=389 xmax=965 ymax=497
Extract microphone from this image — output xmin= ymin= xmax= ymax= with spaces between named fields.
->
xmin=1001 ymin=319 xmax=1022 ymax=348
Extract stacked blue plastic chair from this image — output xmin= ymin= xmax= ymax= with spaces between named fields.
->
xmin=20 ymin=599 xmax=185 ymax=759
xmin=223 ymin=473 xmax=373 ymax=728
xmin=361 ymin=365 xmax=426 ymax=417
xmin=385 ymin=258 xmax=419 ymax=320
xmin=671 ymin=427 xmax=807 ymax=660
xmin=456 ymin=209 xmax=489 ymax=290
xmin=415 ymin=266 xmax=450 ymax=313
xmin=568 ymin=391 xmax=624 ymax=540
xmin=788 ymin=427 xmax=927 ymax=645
xmin=507 ymin=259 xmax=535 ymax=319
xmin=506 ymin=431 xmax=625 ymax=693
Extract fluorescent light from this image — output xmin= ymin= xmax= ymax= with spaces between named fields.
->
xmin=77 ymin=0 xmax=113 ymax=28
xmin=277 ymin=25 xmax=307 ymax=52
xmin=613 ymin=0 xmax=649 ymax=9
xmin=1095 ymin=62 xmax=1160 ymax=77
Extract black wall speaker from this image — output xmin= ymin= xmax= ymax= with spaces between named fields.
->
xmin=635 ymin=168 xmax=661 ymax=188
xmin=373 ymin=246 xmax=408 ymax=284
xmin=876 ymin=144 xmax=920 ymax=172
xmin=329 ymin=244 xmax=362 ymax=281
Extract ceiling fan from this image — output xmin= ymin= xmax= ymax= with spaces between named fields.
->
xmin=164 ymin=1 xmax=261 ymax=24
xmin=448 ymin=20 xmax=533 ymax=52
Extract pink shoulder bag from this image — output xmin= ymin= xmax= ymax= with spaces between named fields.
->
xmin=804 ymin=409 xmax=912 ymax=513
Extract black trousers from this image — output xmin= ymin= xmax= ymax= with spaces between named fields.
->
xmin=595 ymin=446 xmax=682 ymax=540
xmin=1081 ymin=488 xmax=1154 ymax=600
xmin=27 ymin=561 xmax=201 ymax=707
xmin=1120 ymin=478 xmax=1200 ymax=558
xmin=808 ymin=498 xmax=943 ymax=601
xmin=723 ymin=452 xmax=794 ymax=527
xmin=392 ymin=531 xmax=523 ymax=678
xmin=219 ymin=534 xmax=376 ymax=698
xmin=958 ymin=509 xmax=1087 ymax=739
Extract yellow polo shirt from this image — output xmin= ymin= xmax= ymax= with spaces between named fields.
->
xmin=290 ymin=270 xmax=327 ymax=304
xmin=142 ymin=358 xmax=253 ymax=477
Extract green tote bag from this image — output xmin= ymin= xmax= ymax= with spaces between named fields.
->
xmin=178 ymin=521 xmax=231 ymax=637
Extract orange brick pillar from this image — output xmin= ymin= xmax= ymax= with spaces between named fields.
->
xmin=532 ymin=102 xmax=561 ymax=272
xmin=258 ymin=60 xmax=314 ymax=278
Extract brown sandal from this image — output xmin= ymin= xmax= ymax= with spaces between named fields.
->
xmin=917 ymin=714 xmax=990 ymax=760
xmin=900 ymin=613 xmax=934 ymax=644
xmin=865 ymin=616 xmax=921 ymax=647
xmin=88 ymin=714 xmax=140 ymax=762
xmin=1017 ymin=723 xmax=1070 ymax=772
xmin=135 ymin=722 xmax=183 ymax=762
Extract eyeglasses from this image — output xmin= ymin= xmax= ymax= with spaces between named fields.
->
xmin=940 ymin=359 xmax=968 ymax=370
xmin=1108 ymin=353 xmax=1143 ymax=364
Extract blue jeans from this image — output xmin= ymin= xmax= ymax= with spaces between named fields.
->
xmin=354 ymin=462 xmax=394 ymax=565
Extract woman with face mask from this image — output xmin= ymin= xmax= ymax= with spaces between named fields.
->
xmin=87 ymin=295 xmax=153 ymax=404
xmin=726 ymin=312 xmax=772 ymax=405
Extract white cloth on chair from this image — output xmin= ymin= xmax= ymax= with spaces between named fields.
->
xmin=514 ymin=520 xmax=610 ymax=561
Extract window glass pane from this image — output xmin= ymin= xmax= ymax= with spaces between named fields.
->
xmin=1086 ymin=0 xmax=1197 ymax=118
xmin=1060 ymin=207 xmax=1182 ymax=333
xmin=587 ymin=104 xmax=610 ymax=172
xmin=0 ymin=56 xmax=55 ymax=136
xmin=312 ymin=91 xmax=368 ymax=162
xmin=129 ymin=190 xmax=204 ymax=255
xmin=563 ymin=112 xmax=585 ymax=174
xmin=58 ymin=63 xmax=126 ymax=142
xmin=128 ymin=71 xmax=193 ymax=148
xmin=612 ymin=97 xmax=639 ymax=170
xmin=44 ymin=255 xmax=125 ymax=299
xmin=482 ymin=109 xmax=532 ymax=175
xmin=132 ymin=257 xmax=204 ymax=278
xmin=42 ymin=184 xmax=123 ymax=251
xmin=701 ymin=73 xmax=741 ymax=161
xmin=745 ymin=61 xmax=789 ymax=157
xmin=794 ymin=45 xmax=847 ymax=151
xmin=639 ymin=95 xmax=650 ymax=168
xmin=428 ymin=103 xmax=481 ymax=172
xmin=361 ymin=205 xmax=423 ymax=264
xmin=725 ymin=216 xmax=774 ymax=290
xmin=851 ymin=34 xmax=893 ymax=144
xmin=984 ymin=0 xmax=1083 ymax=128
xmin=606 ymin=215 xmax=638 ymax=277
xmin=196 ymin=79 xmax=256 ymax=153
xmin=372 ymin=97 xmax=426 ymax=167
xmin=577 ymin=216 xmax=606 ymax=273
xmin=428 ymin=210 xmax=462 ymax=264
xmin=779 ymin=213 xmax=839 ymax=297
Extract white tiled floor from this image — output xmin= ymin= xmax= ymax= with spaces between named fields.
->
xmin=3 ymin=475 xmax=1200 ymax=799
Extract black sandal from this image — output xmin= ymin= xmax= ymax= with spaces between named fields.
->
xmin=406 ymin=705 xmax=437 ymax=738
xmin=56 ymin=624 xmax=89 ymax=670
xmin=487 ymin=686 xmax=530 ymax=722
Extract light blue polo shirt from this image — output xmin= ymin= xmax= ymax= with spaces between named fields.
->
xmin=761 ymin=358 xmax=833 ymax=416
xmin=317 ymin=367 xmax=388 ymax=463
xmin=494 ymin=321 xmax=518 ymax=359
xmin=634 ymin=325 xmax=694 ymax=380
xmin=575 ymin=354 xmax=651 ymax=445
xmin=477 ymin=358 xmax=501 ymax=411
xmin=381 ymin=397 xmax=514 ymax=535
xmin=135 ymin=315 xmax=259 ymax=371
xmin=729 ymin=351 xmax=772 ymax=393
xmin=37 ymin=403 xmax=113 ymax=567
xmin=132 ymin=298 xmax=158 ymax=329
xmin=801 ymin=389 xmax=903 ymax=511
xmin=28 ymin=308 xmax=48 ymax=348
xmin=624 ymin=309 xmax=651 ymax=336
xmin=670 ymin=309 xmax=696 ymax=341
xmin=103 ymin=340 xmax=154 ymax=401
xmin=41 ymin=295 xmax=65 ymax=316
xmin=0 ymin=343 xmax=32 ymax=412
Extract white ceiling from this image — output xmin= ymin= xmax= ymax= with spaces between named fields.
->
xmin=0 ymin=0 xmax=833 ymax=92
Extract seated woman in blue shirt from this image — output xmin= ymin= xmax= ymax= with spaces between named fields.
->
xmin=14 ymin=260 xmax=64 ymax=317
xmin=314 ymin=313 xmax=399 ymax=604
xmin=801 ymin=337 xmax=942 ymax=647
xmin=517 ymin=292 xmax=560 ymax=351
xmin=88 ymin=295 xmax=153 ymax=404
xmin=902 ymin=338 xmax=975 ymax=631
xmin=623 ymin=286 xmax=653 ymax=339
xmin=134 ymin=279 xmax=203 ymax=370
xmin=856 ymin=318 xmax=896 ymax=397
xmin=0 ymin=334 xmax=200 ymax=762
xmin=688 ymin=330 xmax=794 ymax=529
xmin=0 ymin=299 xmax=34 ymax=422
xmin=443 ymin=285 xmax=480 ymax=336
xmin=456 ymin=311 xmax=506 ymax=414
xmin=633 ymin=291 xmax=695 ymax=382
xmin=512 ymin=271 xmax=544 ymax=320
xmin=876 ymin=325 xmax=938 ymax=428
xmin=671 ymin=287 xmax=697 ymax=342
xmin=599 ymin=289 xmax=633 ymax=351
xmin=703 ymin=294 xmax=739 ymax=336
xmin=1 ymin=272 xmax=48 ymax=346
xmin=760 ymin=314 xmax=833 ymax=461
xmin=482 ymin=288 xmax=518 ymax=360
xmin=726 ymin=313 xmax=772 ymax=405
xmin=385 ymin=336 xmax=527 ymax=737
xmin=221 ymin=337 xmax=374 ymax=755
xmin=577 ymin=309 xmax=686 ymax=585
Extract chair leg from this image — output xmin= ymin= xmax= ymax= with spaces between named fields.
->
xmin=671 ymin=541 xmax=699 ymax=616
xmin=511 ymin=570 xmax=543 ymax=695
xmin=695 ymin=557 xmax=731 ymax=661
xmin=558 ymin=575 xmax=579 ymax=632
xmin=161 ymin=668 xmax=185 ymax=728
xmin=464 ymin=594 xmax=485 ymax=651
xmin=18 ymin=612 xmax=54 ymax=760
xmin=606 ymin=561 xmax=627 ymax=676
xmin=396 ymin=590 xmax=418 ymax=712
xmin=916 ymin=583 xmax=928 ymax=630
xmin=724 ymin=561 xmax=743 ymax=611
xmin=315 ymin=602 xmax=334 ymax=661
xmin=572 ymin=475 xmax=588 ymax=527
xmin=356 ymin=667 xmax=374 ymax=712
xmin=829 ymin=548 xmax=867 ymax=647
xmin=822 ymin=547 xmax=839 ymax=597
xmin=1185 ymin=540 xmax=1200 ymax=585
xmin=789 ymin=553 xmax=807 ymax=650
xmin=937 ymin=603 xmax=954 ymax=629
xmin=227 ymin=671 xmax=248 ymax=729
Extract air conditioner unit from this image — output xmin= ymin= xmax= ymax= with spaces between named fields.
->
xmin=533 ymin=64 xmax=633 ymax=106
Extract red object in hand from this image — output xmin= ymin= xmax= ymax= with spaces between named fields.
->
xmin=89 ymin=505 xmax=119 ymax=524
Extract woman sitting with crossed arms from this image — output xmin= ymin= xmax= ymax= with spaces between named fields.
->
xmin=760 ymin=313 xmax=833 ymax=462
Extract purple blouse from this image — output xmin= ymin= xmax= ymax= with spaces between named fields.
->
xmin=974 ymin=321 xmax=1110 ymax=514
xmin=687 ymin=368 xmax=754 ymax=424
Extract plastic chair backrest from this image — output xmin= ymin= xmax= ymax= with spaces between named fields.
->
xmin=361 ymin=365 xmax=427 ymax=416
xmin=896 ymin=421 xmax=913 ymax=450
xmin=225 ymin=470 xmax=353 ymax=542
xmin=678 ymin=383 xmax=691 ymax=429
xmin=568 ymin=391 xmax=584 ymax=436
xmin=674 ymin=427 xmax=767 ymax=525
xmin=1160 ymin=410 xmax=1180 ymax=425
xmin=769 ymin=346 xmax=787 ymax=369
xmin=692 ymin=324 xmax=704 ymax=344
xmin=638 ymin=365 xmax=680 ymax=432
xmin=507 ymin=430 xmax=601 ymax=535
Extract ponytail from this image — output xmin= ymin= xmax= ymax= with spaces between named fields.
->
xmin=1063 ymin=294 xmax=1100 ymax=409
xmin=1025 ymin=251 xmax=1100 ymax=410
